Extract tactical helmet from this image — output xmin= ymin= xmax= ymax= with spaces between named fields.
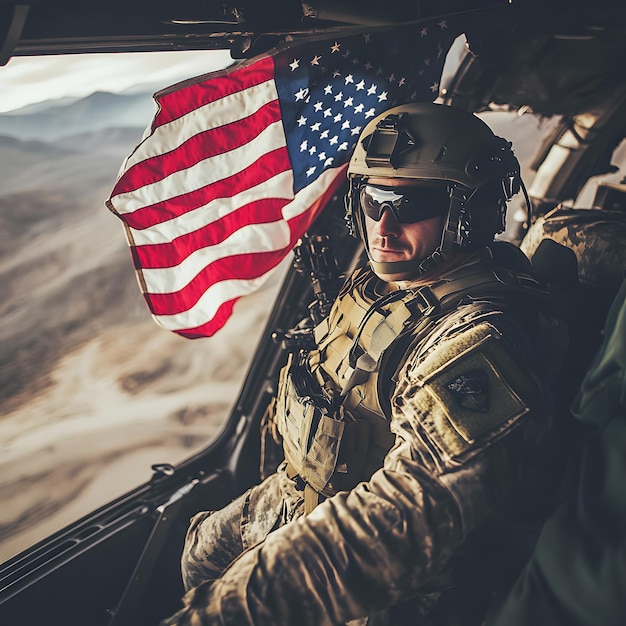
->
xmin=346 ymin=102 xmax=525 ymax=278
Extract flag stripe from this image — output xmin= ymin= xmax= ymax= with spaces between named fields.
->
xmin=121 ymin=149 xmax=291 ymax=231
xmin=152 ymin=56 xmax=275 ymax=127
xmin=149 ymin=196 xmax=326 ymax=324
xmin=136 ymin=166 xmax=341 ymax=299
xmin=112 ymin=85 xmax=281 ymax=197
xmin=128 ymin=169 xmax=293 ymax=245
xmin=175 ymin=299 xmax=238 ymax=340
xmin=135 ymin=202 xmax=291 ymax=273
xmin=111 ymin=119 xmax=287 ymax=215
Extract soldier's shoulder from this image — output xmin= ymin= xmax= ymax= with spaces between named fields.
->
xmin=394 ymin=320 xmax=544 ymax=463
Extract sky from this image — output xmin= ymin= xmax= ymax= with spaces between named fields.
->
xmin=0 ymin=50 xmax=234 ymax=113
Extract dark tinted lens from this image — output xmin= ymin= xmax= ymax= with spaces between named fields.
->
xmin=360 ymin=185 xmax=448 ymax=224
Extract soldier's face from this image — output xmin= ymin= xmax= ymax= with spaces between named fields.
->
xmin=363 ymin=177 xmax=445 ymax=269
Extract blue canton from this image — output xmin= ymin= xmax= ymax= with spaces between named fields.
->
xmin=274 ymin=21 xmax=459 ymax=192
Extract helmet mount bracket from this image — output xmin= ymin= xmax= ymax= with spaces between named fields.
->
xmin=363 ymin=113 xmax=417 ymax=169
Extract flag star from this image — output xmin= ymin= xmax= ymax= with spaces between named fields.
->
xmin=353 ymin=103 xmax=364 ymax=114
xmin=398 ymin=77 xmax=406 ymax=86
xmin=439 ymin=19 xmax=448 ymax=29
xmin=295 ymin=87 xmax=308 ymax=101
xmin=388 ymin=73 xmax=396 ymax=83
xmin=297 ymin=115 xmax=307 ymax=126
xmin=306 ymin=166 xmax=316 ymax=177
xmin=364 ymin=62 xmax=373 ymax=71
xmin=329 ymin=135 xmax=339 ymax=145
xmin=378 ymin=91 xmax=388 ymax=102
xmin=320 ymin=129 xmax=329 ymax=139
xmin=334 ymin=112 xmax=342 ymax=122
xmin=367 ymin=84 xmax=377 ymax=95
xmin=363 ymin=33 xmax=371 ymax=43
xmin=311 ymin=121 xmax=321 ymax=131
xmin=314 ymin=101 xmax=323 ymax=112
xmin=324 ymin=157 xmax=334 ymax=167
xmin=309 ymin=145 xmax=317 ymax=155
xmin=311 ymin=55 xmax=322 ymax=66
xmin=430 ymin=82 xmax=440 ymax=93
xmin=343 ymin=96 xmax=354 ymax=107
xmin=324 ymin=84 xmax=333 ymax=95
xmin=351 ymin=57 xmax=359 ymax=66
xmin=300 ymin=139 xmax=308 ymax=151
xmin=364 ymin=108 xmax=376 ymax=118
xmin=424 ymin=57 xmax=431 ymax=67
xmin=420 ymin=27 xmax=428 ymax=37
xmin=351 ymin=126 xmax=363 ymax=135
xmin=437 ymin=42 xmax=444 ymax=58
xmin=342 ymin=49 xmax=351 ymax=58
xmin=289 ymin=59 xmax=300 ymax=71
xmin=332 ymin=69 xmax=341 ymax=78
xmin=331 ymin=42 xmax=340 ymax=53
xmin=338 ymin=142 xmax=349 ymax=150
xmin=355 ymin=80 xmax=366 ymax=91
xmin=324 ymin=108 xmax=333 ymax=117
xmin=344 ymin=74 xmax=354 ymax=84
xmin=334 ymin=91 xmax=343 ymax=102
xmin=376 ymin=67 xmax=383 ymax=75
xmin=342 ymin=119 xmax=351 ymax=129
xmin=318 ymin=152 xmax=327 ymax=161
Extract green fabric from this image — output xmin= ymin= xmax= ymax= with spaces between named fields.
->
xmin=487 ymin=279 xmax=626 ymax=626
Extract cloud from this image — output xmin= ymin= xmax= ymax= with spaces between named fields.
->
xmin=0 ymin=50 xmax=234 ymax=113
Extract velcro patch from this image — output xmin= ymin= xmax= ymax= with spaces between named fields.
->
xmin=428 ymin=349 xmax=527 ymax=445
xmin=397 ymin=322 xmax=539 ymax=460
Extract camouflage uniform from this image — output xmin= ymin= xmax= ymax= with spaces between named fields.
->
xmin=520 ymin=204 xmax=626 ymax=292
xmin=163 ymin=245 xmax=563 ymax=626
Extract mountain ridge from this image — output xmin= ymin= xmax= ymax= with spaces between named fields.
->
xmin=0 ymin=90 xmax=156 ymax=142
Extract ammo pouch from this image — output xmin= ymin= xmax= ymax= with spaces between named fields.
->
xmin=276 ymin=354 xmax=370 ymax=502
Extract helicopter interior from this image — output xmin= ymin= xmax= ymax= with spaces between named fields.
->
xmin=1 ymin=1 xmax=625 ymax=624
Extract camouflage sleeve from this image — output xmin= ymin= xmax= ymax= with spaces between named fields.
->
xmin=162 ymin=320 xmax=551 ymax=626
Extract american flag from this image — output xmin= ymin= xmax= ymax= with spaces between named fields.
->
xmin=107 ymin=20 xmax=461 ymax=338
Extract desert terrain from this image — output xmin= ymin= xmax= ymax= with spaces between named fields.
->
xmin=0 ymin=94 xmax=283 ymax=562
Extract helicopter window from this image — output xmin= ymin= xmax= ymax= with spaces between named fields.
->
xmin=0 ymin=50 xmax=288 ymax=563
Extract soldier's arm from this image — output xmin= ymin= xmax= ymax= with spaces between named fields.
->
xmin=162 ymin=319 xmax=552 ymax=626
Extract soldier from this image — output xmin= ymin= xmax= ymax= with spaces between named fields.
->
xmin=162 ymin=103 xmax=566 ymax=626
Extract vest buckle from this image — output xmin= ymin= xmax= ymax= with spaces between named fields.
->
xmin=408 ymin=286 xmax=439 ymax=317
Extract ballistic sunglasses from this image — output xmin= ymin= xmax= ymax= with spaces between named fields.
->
xmin=359 ymin=184 xmax=450 ymax=224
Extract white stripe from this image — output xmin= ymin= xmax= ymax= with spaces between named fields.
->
xmin=110 ymin=120 xmax=287 ymax=215
xmin=122 ymin=78 xmax=279 ymax=172
xmin=128 ymin=169 xmax=294 ymax=245
xmin=282 ymin=166 xmax=343 ymax=221
xmin=153 ymin=274 xmax=276 ymax=332
xmin=140 ymin=220 xmax=290 ymax=294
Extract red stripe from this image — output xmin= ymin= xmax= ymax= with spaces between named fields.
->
xmin=112 ymin=99 xmax=281 ymax=198
xmin=121 ymin=146 xmax=291 ymax=230
xmin=132 ymin=197 xmax=291 ymax=269
xmin=141 ymin=169 xmax=344 ymax=317
xmin=152 ymin=56 xmax=275 ymax=127
xmin=145 ymin=248 xmax=288 ymax=315
xmin=174 ymin=299 xmax=238 ymax=339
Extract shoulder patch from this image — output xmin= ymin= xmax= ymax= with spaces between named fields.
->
xmin=446 ymin=368 xmax=490 ymax=413
xmin=395 ymin=321 xmax=541 ymax=460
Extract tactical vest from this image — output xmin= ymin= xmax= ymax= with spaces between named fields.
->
xmin=275 ymin=247 xmax=545 ymax=512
